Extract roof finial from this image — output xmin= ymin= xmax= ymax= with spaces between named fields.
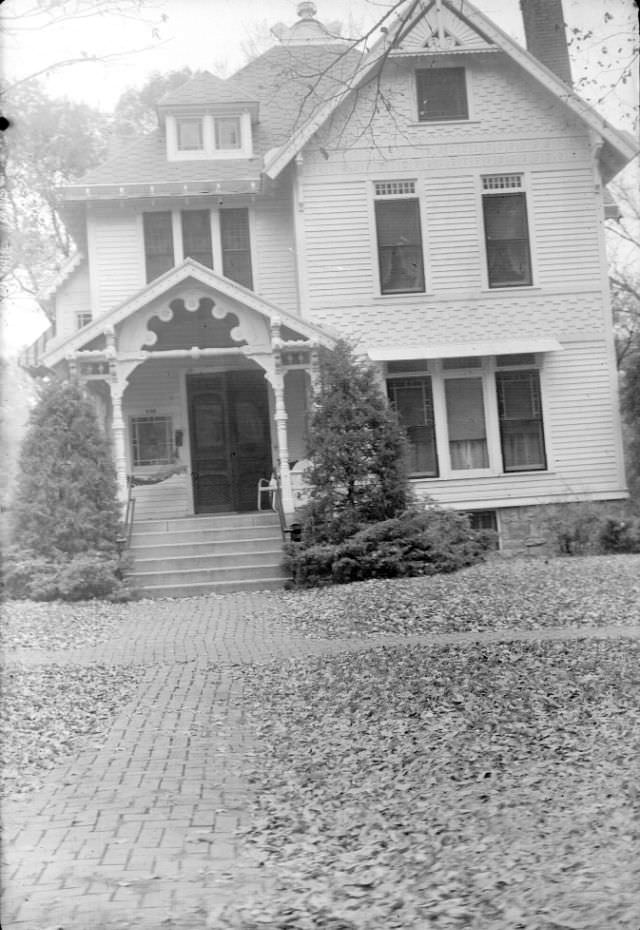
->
xmin=297 ymin=1 xmax=317 ymax=19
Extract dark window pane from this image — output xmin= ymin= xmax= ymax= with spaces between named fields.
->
xmin=143 ymin=212 xmax=174 ymax=282
xmin=131 ymin=416 xmax=173 ymax=466
xmin=182 ymin=210 xmax=213 ymax=268
xmin=483 ymin=193 xmax=532 ymax=287
xmin=375 ymin=199 xmax=425 ymax=294
xmin=388 ymin=377 xmax=438 ymax=476
xmin=496 ymin=370 xmax=546 ymax=471
xmin=417 ymin=67 xmax=468 ymax=121
xmin=220 ymin=208 xmax=253 ymax=289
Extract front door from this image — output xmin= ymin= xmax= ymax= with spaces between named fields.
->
xmin=187 ymin=371 xmax=271 ymax=513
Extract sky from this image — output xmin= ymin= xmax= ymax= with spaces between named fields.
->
xmin=1 ymin=0 xmax=638 ymax=352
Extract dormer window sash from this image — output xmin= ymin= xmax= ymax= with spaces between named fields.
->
xmin=177 ymin=118 xmax=204 ymax=151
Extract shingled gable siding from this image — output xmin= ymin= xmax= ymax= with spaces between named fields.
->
xmin=89 ymin=207 xmax=144 ymax=317
xmin=55 ymin=263 xmax=92 ymax=342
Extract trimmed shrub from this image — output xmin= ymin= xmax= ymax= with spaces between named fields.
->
xmin=285 ymin=506 xmax=491 ymax=588
xmin=2 ymin=549 xmax=128 ymax=601
xmin=598 ymin=516 xmax=640 ymax=553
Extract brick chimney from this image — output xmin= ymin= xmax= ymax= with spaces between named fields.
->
xmin=520 ymin=0 xmax=572 ymax=85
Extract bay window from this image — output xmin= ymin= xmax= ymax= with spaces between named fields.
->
xmin=385 ymin=355 xmax=547 ymax=477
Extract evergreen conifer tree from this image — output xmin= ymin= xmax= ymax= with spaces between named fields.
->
xmin=302 ymin=341 xmax=411 ymax=544
xmin=11 ymin=378 xmax=121 ymax=558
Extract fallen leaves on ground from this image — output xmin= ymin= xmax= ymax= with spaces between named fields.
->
xmin=259 ymin=555 xmax=640 ymax=639
xmin=2 ymin=599 xmax=130 ymax=650
xmin=0 ymin=663 xmax=144 ymax=797
xmin=217 ymin=638 xmax=640 ymax=930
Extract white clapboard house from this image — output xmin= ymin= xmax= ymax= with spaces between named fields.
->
xmin=21 ymin=0 xmax=636 ymax=594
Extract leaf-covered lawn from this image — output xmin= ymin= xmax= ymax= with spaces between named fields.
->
xmin=0 ymin=663 xmax=144 ymax=798
xmin=2 ymin=599 xmax=129 ymax=650
xmin=223 ymin=638 xmax=640 ymax=930
xmin=266 ymin=555 xmax=640 ymax=639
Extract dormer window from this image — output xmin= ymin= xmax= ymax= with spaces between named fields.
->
xmin=215 ymin=117 xmax=241 ymax=150
xmin=177 ymin=118 xmax=204 ymax=151
xmin=166 ymin=112 xmax=253 ymax=161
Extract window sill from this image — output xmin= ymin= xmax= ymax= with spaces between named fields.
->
xmin=410 ymin=120 xmax=480 ymax=127
xmin=480 ymin=286 xmax=542 ymax=295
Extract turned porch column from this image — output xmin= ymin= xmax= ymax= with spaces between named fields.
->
xmin=110 ymin=382 xmax=129 ymax=506
xmin=269 ymin=317 xmax=295 ymax=515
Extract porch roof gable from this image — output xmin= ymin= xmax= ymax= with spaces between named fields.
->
xmin=40 ymin=259 xmax=338 ymax=368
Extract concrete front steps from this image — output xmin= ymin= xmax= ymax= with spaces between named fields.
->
xmin=127 ymin=511 xmax=289 ymax=597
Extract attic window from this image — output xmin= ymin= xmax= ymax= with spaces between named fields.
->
xmin=416 ymin=67 xmax=468 ymax=121
xmin=177 ymin=118 xmax=203 ymax=151
xmin=215 ymin=117 xmax=241 ymax=150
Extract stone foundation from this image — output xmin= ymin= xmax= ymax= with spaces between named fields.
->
xmin=496 ymin=500 xmax=629 ymax=555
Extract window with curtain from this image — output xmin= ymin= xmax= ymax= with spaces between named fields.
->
xmin=416 ymin=67 xmax=468 ymax=121
xmin=177 ymin=118 xmax=203 ymax=151
xmin=387 ymin=376 xmax=438 ymax=476
xmin=496 ymin=369 xmax=546 ymax=471
xmin=375 ymin=198 xmax=425 ymax=294
xmin=483 ymin=191 xmax=532 ymax=287
xmin=445 ymin=377 xmax=489 ymax=469
xmin=181 ymin=210 xmax=213 ymax=268
xmin=220 ymin=208 xmax=253 ymax=289
xmin=143 ymin=212 xmax=174 ymax=282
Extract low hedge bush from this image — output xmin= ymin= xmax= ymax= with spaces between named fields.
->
xmin=2 ymin=548 xmax=134 ymax=602
xmin=285 ymin=507 xmax=493 ymax=588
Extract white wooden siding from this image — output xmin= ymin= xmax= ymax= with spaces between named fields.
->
xmin=530 ymin=170 xmax=601 ymax=290
xmin=90 ymin=208 xmax=143 ymax=317
xmin=423 ymin=175 xmax=480 ymax=294
xmin=55 ymin=263 xmax=91 ymax=341
xmin=303 ymin=179 xmax=372 ymax=300
xmin=253 ymin=199 xmax=299 ymax=314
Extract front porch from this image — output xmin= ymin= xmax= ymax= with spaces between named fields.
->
xmin=28 ymin=261 xmax=332 ymax=526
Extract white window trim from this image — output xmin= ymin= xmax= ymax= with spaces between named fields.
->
xmin=369 ymin=178 xmax=431 ymax=298
xmin=477 ymin=170 xmax=539 ymax=292
xmin=166 ymin=113 xmax=253 ymax=161
xmin=386 ymin=355 xmax=550 ymax=479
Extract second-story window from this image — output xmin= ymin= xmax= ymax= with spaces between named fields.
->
xmin=416 ymin=67 xmax=468 ymax=121
xmin=220 ymin=208 xmax=253 ymax=289
xmin=143 ymin=212 xmax=175 ymax=283
xmin=374 ymin=180 xmax=425 ymax=295
xmin=177 ymin=118 xmax=203 ymax=151
xmin=482 ymin=174 xmax=532 ymax=288
xmin=181 ymin=210 xmax=213 ymax=268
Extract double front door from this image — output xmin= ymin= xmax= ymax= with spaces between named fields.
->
xmin=187 ymin=370 xmax=272 ymax=513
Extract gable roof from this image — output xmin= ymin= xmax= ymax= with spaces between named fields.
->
xmin=39 ymin=259 xmax=337 ymax=368
xmin=263 ymin=0 xmax=637 ymax=182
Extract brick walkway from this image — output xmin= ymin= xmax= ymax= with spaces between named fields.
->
xmin=2 ymin=594 xmax=639 ymax=929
